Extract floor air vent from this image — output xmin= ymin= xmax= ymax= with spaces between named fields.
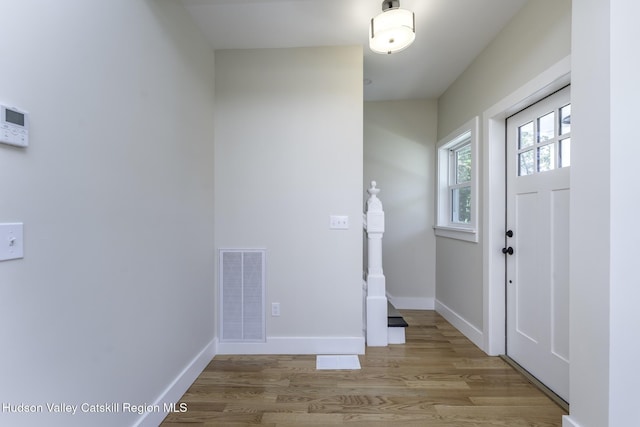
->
xmin=219 ymin=249 xmax=265 ymax=342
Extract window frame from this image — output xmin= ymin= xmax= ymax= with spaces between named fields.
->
xmin=435 ymin=117 xmax=479 ymax=243
xmin=449 ymin=140 xmax=472 ymax=224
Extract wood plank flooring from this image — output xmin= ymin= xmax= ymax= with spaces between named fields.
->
xmin=161 ymin=310 xmax=566 ymax=426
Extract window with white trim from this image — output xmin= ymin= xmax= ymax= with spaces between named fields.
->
xmin=435 ymin=117 xmax=478 ymax=242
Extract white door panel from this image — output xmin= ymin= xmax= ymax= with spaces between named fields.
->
xmin=506 ymin=86 xmax=570 ymax=402
xmin=514 ymin=191 xmax=543 ymax=344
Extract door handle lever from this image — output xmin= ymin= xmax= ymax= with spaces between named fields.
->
xmin=502 ymin=247 xmax=514 ymax=255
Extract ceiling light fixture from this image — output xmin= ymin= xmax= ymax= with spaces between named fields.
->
xmin=369 ymin=0 xmax=415 ymax=54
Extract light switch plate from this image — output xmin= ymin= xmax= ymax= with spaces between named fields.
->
xmin=329 ymin=215 xmax=349 ymax=230
xmin=0 ymin=223 xmax=24 ymax=261
xmin=271 ymin=302 xmax=281 ymax=317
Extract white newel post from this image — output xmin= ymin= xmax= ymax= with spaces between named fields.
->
xmin=365 ymin=181 xmax=388 ymax=346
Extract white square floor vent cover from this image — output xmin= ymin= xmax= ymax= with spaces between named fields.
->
xmin=316 ymin=355 xmax=361 ymax=370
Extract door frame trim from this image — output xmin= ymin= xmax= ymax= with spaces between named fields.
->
xmin=481 ymin=55 xmax=571 ymax=356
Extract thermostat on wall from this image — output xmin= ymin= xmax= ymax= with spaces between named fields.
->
xmin=0 ymin=104 xmax=29 ymax=148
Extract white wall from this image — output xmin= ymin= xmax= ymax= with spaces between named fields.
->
xmin=567 ymin=2 xmax=609 ymax=424
xmin=214 ymin=47 xmax=364 ymax=353
xmin=567 ymin=1 xmax=640 ymax=426
xmin=0 ymin=1 xmax=216 ymax=426
xmin=608 ymin=1 xmax=640 ymax=423
xmin=364 ymin=100 xmax=437 ymax=309
xmin=435 ymin=0 xmax=571 ymax=333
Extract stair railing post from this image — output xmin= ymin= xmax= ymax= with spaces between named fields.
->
xmin=365 ymin=181 xmax=388 ymax=346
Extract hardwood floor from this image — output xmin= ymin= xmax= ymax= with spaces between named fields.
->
xmin=161 ymin=310 xmax=566 ymax=426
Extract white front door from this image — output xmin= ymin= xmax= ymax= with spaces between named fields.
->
xmin=506 ymin=86 xmax=571 ymax=402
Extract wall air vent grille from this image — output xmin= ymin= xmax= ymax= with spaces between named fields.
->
xmin=219 ymin=249 xmax=265 ymax=342
xmin=220 ymin=249 xmax=265 ymax=342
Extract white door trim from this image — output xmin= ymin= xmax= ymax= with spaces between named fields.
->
xmin=481 ymin=55 xmax=571 ymax=356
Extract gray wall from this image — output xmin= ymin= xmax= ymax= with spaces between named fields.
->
xmin=364 ymin=100 xmax=437 ymax=308
xmin=438 ymin=0 xmax=572 ymax=139
xmin=0 ymin=1 xmax=216 ymax=426
xmin=214 ymin=47 xmax=364 ymax=349
xmin=435 ymin=0 xmax=572 ymax=331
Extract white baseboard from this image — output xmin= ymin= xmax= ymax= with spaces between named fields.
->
xmin=435 ymin=299 xmax=484 ymax=351
xmin=135 ymin=339 xmax=216 ymax=427
xmin=386 ymin=294 xmax=435 ymax=310
xmin=562 ymin=416 xmax=581 ymax=427
xmin=217 ymin=336 xmax=365 ymax=355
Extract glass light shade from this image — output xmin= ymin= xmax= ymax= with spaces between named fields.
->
xmin=369 ymin=8 xmax=415 ymax=54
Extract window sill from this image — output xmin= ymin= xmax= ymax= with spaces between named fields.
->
xmin=433 ymin=225 xmax=478 ymax=243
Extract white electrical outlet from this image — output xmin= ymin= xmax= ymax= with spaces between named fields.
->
xmin=271 ymin=302 xmax=281 ymax=317
xmin=0 ymin=223 xmax=24 ymax=261
xmin=329 ymin=215 xmax=349 ymax=230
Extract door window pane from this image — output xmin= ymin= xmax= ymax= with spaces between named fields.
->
xmin=560 ymin=104 xmax=571 ymax=135
xmin=538 ymin=144 xmax=555 ymax=172
xmin=519 ymin=150 xmax=534 ymax=176
xmin=451 ymin=186 xmax=471 ymax=224
xmin=519 ymin=122 xmax=534 ymax=149
xmin=559 ymin=138 xmax=571 ymax=168
xmin=538 ymin=112 xmax=555 ymax=142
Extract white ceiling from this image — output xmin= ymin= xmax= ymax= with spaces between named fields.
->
xmin=180 ymin=0 xmax=527 ymax=101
